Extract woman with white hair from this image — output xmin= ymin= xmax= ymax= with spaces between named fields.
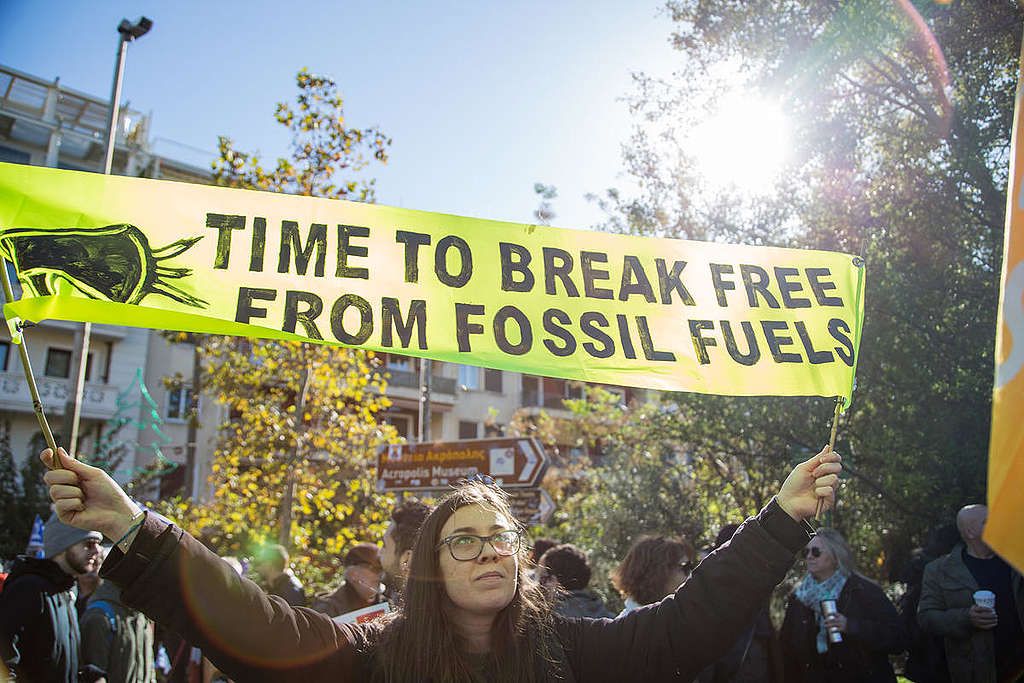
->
xmin=780 ymin=527 xmax=906 ymax=682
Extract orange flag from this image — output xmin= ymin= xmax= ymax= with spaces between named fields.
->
xmin=987 ymin=40 xmax=1024 ymax=573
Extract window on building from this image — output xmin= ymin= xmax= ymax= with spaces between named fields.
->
xmin=385 ymin=353 xmax=413 ymax=371
xmin=567 ymin=381 xmax=584 ymax=400
xmin=522 ymin=375 xmax=540 ymax=406
xmin=0 ymin=340 xmax=9 ymax=371
xmin=543 ymin=379 xmax=565 ymax=409
xmin=166 ymin=385 xmax=196 ymax=422
xmin=484 ymin=368 xmax=502 ymax=393
xmin=484 ymin=422 xmax=506 ymax=437
xmin=458 ymin=420 xmax=479 ymax=440
xmin=458 ymin=364 xmax=480 ymax=390
xmin=44 ymin=348 xmax=72 ymax=378
xmin=0 ymin=145 xmax=30 ymax=165
xmin=84 ymin=353 xmax=94 ymax=382
xmin=389 ymin=414 xmax=414 ymax=440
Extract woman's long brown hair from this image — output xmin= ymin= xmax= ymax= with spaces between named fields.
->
xmin=374 ymin=481 xmax=559 ymax=682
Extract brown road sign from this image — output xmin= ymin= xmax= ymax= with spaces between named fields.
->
xmin=376 ymin=437 xmax=548 ymax=492
xmin=508 ymin=488 xmax=556 ymax=526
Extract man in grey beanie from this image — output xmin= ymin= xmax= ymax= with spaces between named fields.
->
xmin=0 ymin=512 xmax=104 ymax=682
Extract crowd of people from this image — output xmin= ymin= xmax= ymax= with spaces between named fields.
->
xmin=0 ymin=445 xmax=1021 ymax=682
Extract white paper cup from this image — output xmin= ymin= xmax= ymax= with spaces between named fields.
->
xmin=973 ymin=589 xmax=995 ymax=610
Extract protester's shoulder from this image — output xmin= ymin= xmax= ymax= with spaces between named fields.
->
xmin=2 ymin=561 xmax=61 ymax=593
xmin=845 ymin=573 xmax=893 ymax=604
xmin=79 ymin=603 xmax=115 ymax=631
xmin=309 ymin=589 xmax=341 ymax=614
xmin=921 ymin=547 xmax=963 ymax=581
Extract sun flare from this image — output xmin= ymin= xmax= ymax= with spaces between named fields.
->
xmin=688 ymin=94 xmax=791 ymax=196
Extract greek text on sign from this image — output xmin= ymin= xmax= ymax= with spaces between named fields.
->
xmin=376 ymin=437 xmax=548 ymax=491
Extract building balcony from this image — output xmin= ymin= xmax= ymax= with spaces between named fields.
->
xmin=0 ymin=371 xmax=121 ymax=419
xmin=379 ymin=367 xmax=456 ymax=395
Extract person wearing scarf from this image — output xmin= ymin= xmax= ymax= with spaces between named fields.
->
xmin=781 ymin=528 xmax=907 ymax=683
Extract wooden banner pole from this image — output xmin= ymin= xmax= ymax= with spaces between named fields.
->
xmin=0 ymin=258 xmax=61 ymax=464
xmin=814 ymin=396 xmax=844 ymax=521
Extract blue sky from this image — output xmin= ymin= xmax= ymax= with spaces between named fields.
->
xmin=0 ymin=1 xmax=679 ymax=230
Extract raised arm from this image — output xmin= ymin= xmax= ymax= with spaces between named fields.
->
xmin=41 ymin=448 xmax=371 ymax=682
xmin=560 ymin=445 xmax=841 ymax=682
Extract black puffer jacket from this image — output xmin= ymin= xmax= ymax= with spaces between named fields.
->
xmin=780 ymin=573 xmax=906 ymax=683
xmin=0 ymin=555 xmax=82 ymax=682
xmin=101 ymin=498 xmax=811 ymax=682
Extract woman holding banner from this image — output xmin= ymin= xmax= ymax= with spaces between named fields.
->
xmin=40 ymin=445 xmax=840 ymax=682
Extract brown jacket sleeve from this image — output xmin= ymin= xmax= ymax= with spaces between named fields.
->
xmin=100 ymin=514 xmax=371 ymax=682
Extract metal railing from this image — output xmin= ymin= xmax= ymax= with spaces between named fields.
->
xmin=379 ymin=367 xmax=456 ymax=394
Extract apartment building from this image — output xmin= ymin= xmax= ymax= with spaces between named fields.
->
xmin=0 ymin=63 xmax=216 ymax=491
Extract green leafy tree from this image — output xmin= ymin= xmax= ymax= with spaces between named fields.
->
xmin=588 ymin=1 xmax=1022 ymax=574
xmin=162 ymin=340 xmax=398 ymax=585
xmin=18 ymin=443 xmax=51 ymax=546
xmin=533 ymin=183 xmax=559 ymax=225
xmin=157 ymin=70 xmax=397 ymax=587
xmin=0 ymin=420 xmax=25 ymax=558
xmin=528 ymin=390 xmax=793 ymax=610
xmin=213 ymin=69 xmax=391 ymax=201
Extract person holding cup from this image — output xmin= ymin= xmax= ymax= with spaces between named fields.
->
xmin=918 ymin=504 xmax=1024 ymax=682
xmin=780 ymin=528 xmax=905 ymax=682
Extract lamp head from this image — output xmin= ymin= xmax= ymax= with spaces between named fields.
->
xmin=117 ymin=17 xmax=152 ymax=41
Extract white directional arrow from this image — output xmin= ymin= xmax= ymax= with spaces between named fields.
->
xmin=537 ymin=489 xmax=555 ymax=524
xmin=518 ymin=439 xmax=539 ymax=482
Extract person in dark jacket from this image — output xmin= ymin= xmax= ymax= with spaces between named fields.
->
xmin=41 ymin=444 xmax=841 ymax=682
xmin=698 ymin=523 xmax=783 ymax=683
xmin=538 ymin=544 xmax=615 ymax=619
xmin=252 ymin=543 xmax=307 ymax=607
xmin=780 ymin=527 xmax=906 ymax=683
xmin=310 ymin=543 xmax=384 ymax=618
xmin=0 ymin=513 xmax=103 ymax=682
xmin=897 ymin=523 xmax=959 ymax=683
xmin=80 ymin=579 xmax=156 ymax=683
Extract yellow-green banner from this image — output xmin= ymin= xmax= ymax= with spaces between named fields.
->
xmin=0 ymin=162 xmax=865 ymax=401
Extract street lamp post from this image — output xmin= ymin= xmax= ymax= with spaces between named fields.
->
xmin=64 ymin=16 xmax=152 ymax=457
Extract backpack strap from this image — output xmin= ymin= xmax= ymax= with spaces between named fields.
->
xmin=86 ymin=600 xmax=117 ymax=643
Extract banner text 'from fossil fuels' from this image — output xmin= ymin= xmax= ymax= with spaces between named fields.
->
xmin=0 ymin=162 xmax=864 ymax=401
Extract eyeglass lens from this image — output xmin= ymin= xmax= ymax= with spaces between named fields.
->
xmin=449 ymin=531 xmax=519 ymax=560
xmin=805 ymin=547 xmax=822 ymax=558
